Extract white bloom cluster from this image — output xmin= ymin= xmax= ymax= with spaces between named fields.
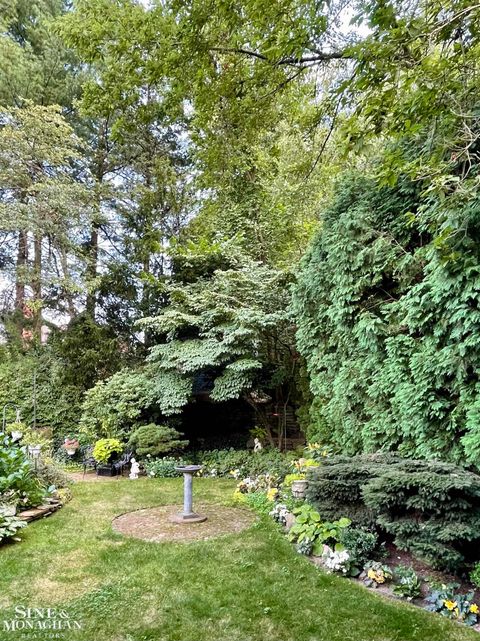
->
xmin=269 ymin=503 xmax=289 ymax=525
xmin=322 ymin=546 xmax=351 ymax=574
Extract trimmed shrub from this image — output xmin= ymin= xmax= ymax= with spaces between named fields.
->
xmin=92 ymin=438 xmax=123 ymax=464
xmin=307 ymin=454 xmax=480 ymax=571
xmin=128 ymin=424 xmax=188 ymax=458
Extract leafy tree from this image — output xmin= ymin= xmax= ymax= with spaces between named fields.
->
xmin=142 ymin=255 xmax=297 ymax=447
xmin=82 ymin=251 xmax=299 ymax=447
xmin=0 ymin=0 xmax=81 ymax=107
xmin=80 ymin=369 xmax=156 ymax=440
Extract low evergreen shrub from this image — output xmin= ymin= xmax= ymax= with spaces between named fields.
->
xmin=128 ymin=424 xmax=188 ymax=457
xmin=307 ymin=454 xmax=480 ymax=571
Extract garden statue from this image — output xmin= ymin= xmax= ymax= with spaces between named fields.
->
xmin=129 ymin=458 xmax=140 ymax=480
xmin=253 ymin=437 xmax=263 ymax=452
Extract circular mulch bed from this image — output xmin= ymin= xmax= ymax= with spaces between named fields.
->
xmin=112 ymin=503 xmax=256 ymax=543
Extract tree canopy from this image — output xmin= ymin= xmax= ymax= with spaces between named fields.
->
xmin=2 ymin=0 xmax=480 ymax=461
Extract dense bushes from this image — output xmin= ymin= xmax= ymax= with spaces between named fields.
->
xmin=142 ymin=448 xmax=295 ymax=480
xmin=144 ymin=457 xmax=187 ymax=478
xmin=194 ymin=448 xmax=295 ymax=479
xmin=306 ymin=454 xmax=480 ymax=571
xmin=293 ymin=172 xmax=480 ymax=467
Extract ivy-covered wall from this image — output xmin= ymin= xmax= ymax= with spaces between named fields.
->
xmin=293 ymin=172 xmax=480 ymax=468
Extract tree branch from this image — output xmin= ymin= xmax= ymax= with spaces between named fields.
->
xmin=209 ymin=47 xmax=349 ymax=66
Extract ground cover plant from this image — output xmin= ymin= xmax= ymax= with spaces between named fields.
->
xmin=0 ymin=476 xmax=478 ymax=641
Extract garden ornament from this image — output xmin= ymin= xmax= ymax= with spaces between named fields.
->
xmin=171 ymin=465 xmax=207 ymax=523
xmin=129 ymin=458 xmax=140 ymax=479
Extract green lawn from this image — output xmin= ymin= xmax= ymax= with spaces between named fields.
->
xmin=0 ymin=478 xmax=477 ymax=641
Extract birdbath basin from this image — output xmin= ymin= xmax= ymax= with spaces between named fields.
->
xmin=170 ymin=465 xmax=207 ymax=524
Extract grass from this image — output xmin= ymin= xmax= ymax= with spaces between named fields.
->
xmin=0 ymin=477 xmax=478 ymax=641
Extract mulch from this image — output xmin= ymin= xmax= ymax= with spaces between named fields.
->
xmin=111 ymin=503 xmax=256 ymax=543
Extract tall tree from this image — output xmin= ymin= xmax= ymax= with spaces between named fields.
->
xmin=0 ymin=103 xmax=91 ymax=339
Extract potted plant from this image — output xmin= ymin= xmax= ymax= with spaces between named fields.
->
xmin=92 ymin=438 xmax=123 ymax=476
xmin=63 ymin=437 xmax=80 ymax=457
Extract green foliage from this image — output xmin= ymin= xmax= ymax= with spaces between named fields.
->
xmin=92 ymin=438 xmax=123 ymax=464
xmin=393 ymin=566 xmax=422 ymax=601
xmin=282 ymin=473 xmax=306 ymax=488
xmin=240 ymin=491 xmax=273 ymax=517
xmin=128 ymin=424 xmax=188 ymax=458
xmin=196 ymin=448 xmax=294 ymax=480
xmin=0 ymin=435 xmax=45 ymax=509
xmin=143 ymin=457 xmax=188 ymax=478
xmin=32 ymin=459 xmax=71 ymax=491
xmin=9 ymin=425 xmax=53 ymax=454
xmin=307 ymin=454 xmax=480 ymax=571
xmin=470 ymin=563 xmax=480 ymax=590
xmin=52 ymin=315 xmax=126 ymax=390
xmin=141 ymin=256 xmax=295 ymax=426
xmin=0 ymin=507 xmax=27 ymax=543
xmin=293 ymin=171 xmax=480 ymax=466
xmin=80 ymin=368 xmax=156 ymax=440
xmin=0 ymin=346 xmax=84 ymax=436
xmin=338 ymin=527 xmax=379 ymax=568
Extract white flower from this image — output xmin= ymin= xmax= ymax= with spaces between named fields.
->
xmin=322 ymin=546 xmax=351 ymax=573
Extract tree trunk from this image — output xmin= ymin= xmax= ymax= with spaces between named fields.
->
xmin=15 ymin=229 xmax=28 ymax=313
xmin=85 ymin=220 xmax=99 ymax=317
xmin=86 ymin=119 xmax=108 ymax=319
xmin=32 ymin=233 xmax=42 ymax=338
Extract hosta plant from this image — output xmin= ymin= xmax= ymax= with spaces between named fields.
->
xmin=393 ymin=565 xmax=422 ymax=601
xmin=0 ymin=506 xmax=27 ymax=543
xmin=287 ymin=504 xmax=350 ymax=555
xmin=425 ymin=586 xmax=479 ymax=626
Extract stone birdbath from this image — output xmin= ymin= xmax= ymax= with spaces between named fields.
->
xmin=170 ymin=465 xmax=207 ymax=524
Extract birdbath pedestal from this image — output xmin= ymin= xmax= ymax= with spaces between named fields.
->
xmin=171 ymin=465 xmax=207 ymax=524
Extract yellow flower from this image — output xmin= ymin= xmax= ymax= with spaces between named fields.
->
xmin=444 ymin=600 xmax=457 ymax=611
xmin=454 ymin=608 xmax=460 ymax=618
xmin=367 ymin=568 xmax=385 ymax=583
xmin=470 ymin=604 xmax=479 ymax=614
xmin=267 ymin=487 xmax=278 ymax=501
